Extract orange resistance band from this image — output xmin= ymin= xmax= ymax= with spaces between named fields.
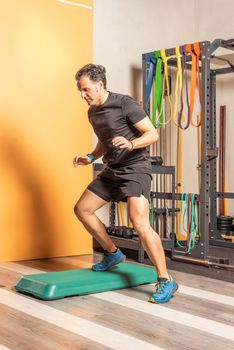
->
xmin=185 ymin=42 xmax=202 ymax=127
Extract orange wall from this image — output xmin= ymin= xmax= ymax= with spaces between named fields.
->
xmin=0 ymin=0 xmax=93 ymax=261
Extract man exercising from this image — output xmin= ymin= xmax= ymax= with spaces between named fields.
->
xmin=73 ymin=64 xmax=178 ymax=303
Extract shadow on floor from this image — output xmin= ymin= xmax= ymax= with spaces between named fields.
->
xmin=115 ymin=246 xmax=234 ymax=283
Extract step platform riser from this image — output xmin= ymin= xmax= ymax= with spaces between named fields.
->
xmin=15 ymin=263 xmax=157 ymax=300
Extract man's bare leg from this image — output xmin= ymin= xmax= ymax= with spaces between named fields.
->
xmin=74 ymin=189 xmax=116 ymax=252
xmin=128 ymin=195 xmax=169 ymax=278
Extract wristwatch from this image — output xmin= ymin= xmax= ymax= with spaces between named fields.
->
xmin=86 ymin=153 xmax=95 ymax=163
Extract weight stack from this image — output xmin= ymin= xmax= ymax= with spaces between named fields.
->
xmin=217 ymin=215 xmax=233 ymax=236
xmin=106 ymin=226 xmax=136 ymax=239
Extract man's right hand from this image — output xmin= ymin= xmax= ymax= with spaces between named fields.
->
xmin=73 ymin=155 xmax=92 ymax=167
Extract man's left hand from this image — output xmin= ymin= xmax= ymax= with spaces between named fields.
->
xmin=112 ymin=136 xmax=133 ymax=150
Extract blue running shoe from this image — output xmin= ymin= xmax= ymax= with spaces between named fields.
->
xmin=149 ymin=276 xmax=178 ymax=303
xmin=92 ymin=249 xmax=126 ymax=271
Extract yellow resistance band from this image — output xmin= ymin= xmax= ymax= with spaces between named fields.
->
xmin=173 ymin=46 xmax=184 ymax=126
xmin=160 ymin=49 xmax=173 ymax=125
xmin=119 ymin=201 xmax=125 ymax=226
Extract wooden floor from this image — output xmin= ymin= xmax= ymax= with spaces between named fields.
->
xmin=0 ymin=254 xmax=234 ymax=350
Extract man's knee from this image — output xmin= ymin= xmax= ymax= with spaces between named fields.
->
xmin=130 ymin=216 xmax=150 ymax=238
xmin=74 ymin=200 xmax=93 ymax=222
xmin=73 ymin=201 xmax=82 ymax=220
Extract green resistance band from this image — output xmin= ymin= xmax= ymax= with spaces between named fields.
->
xmin=152 ymin=50 xmax=164 ymax=128
xmin=177 ymin=193 xmax=199 ymax=253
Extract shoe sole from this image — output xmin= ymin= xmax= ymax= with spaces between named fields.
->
xmin=92 ymin=256 xmax=126 ymax=272
xmin=148 ymin=284 xmax=178 ymax=304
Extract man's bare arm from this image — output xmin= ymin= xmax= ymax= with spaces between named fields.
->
xmin=112 ymin=116 xmax=158 ymax=150
xmin=91 ymin=139 xmax=103 ymax=160
xmin=73 ymin=140 xmax=103 ymax=167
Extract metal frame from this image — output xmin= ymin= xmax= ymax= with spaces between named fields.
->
xmin=208 ymin=39 xmax=234 ymax=249
xmin=150 ymin=165 xmax=175 ymax=255
xmin=142 ymin=39 xmax=234 ymax=263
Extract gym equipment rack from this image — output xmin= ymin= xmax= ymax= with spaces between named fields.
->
xmin=142 ymin=38 xmax=234 ymax=267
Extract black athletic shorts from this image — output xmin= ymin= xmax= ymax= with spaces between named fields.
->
xmin=87 ymin=166 xmax=152 ymax=203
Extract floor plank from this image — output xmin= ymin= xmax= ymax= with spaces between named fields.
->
xmin=0 ymin=288 xmax=164 ymax=350
xmin=0 ymin=303 xmax=111 ymax=350
xmin=115 ymin=284 xmax=234 ymax=325
xmin=0 ymin=255 xmax=233 ymax=350
xmin=45 ymin=293 xmax=234 ymax=350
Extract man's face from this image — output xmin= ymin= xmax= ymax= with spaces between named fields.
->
xmin=77 ymin=76 xmax=104 ymax=106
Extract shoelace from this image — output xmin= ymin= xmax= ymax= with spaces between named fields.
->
xmin=155 ymin=281 xmax=167 ymax=293
xmin=100 ymin=253 xmax=112 ymax=264
xmin=155 ymin=276 xmax=173 ymax=292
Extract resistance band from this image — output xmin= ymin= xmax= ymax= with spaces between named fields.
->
xmin=178 ymin=45 xmax=190 ymax=129
xmin=159 ymin=49 xmax=173 ymax=125
xmin=152 ymin=51 xmax=164 ymax=128
xmin=145 ymin=53 xmax=156 ymax=108
xmin=177 ymin=193 xmax=199 ymax=253
xmin=119 ymin=202 xmax=125 ymax=226
xmin=173 ymin=46 xmax=183 ymax=126
xmin=116 ymin=202 xmax=120 ymax=226
xmin=186 ymin=42 xmax=202 ymax=127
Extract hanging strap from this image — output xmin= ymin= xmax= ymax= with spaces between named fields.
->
xmin=152 ymin=51 xmax=164 ymax=128
xmin=177 ymin=193 xmax=186 ymax=248
xmin=194 ymin=195 xmax=199 ymax=236
xmin=145 ymin=54 xmax=156 ymax=109
xmin=119 ymin=201 xmax=125 ymax=226
xmin=188 ymin=193 xmax=194 ymax=250
xmin=186 ymin=194 xmax=191 ymax=245
xmin=178 ymin=45 xmax=190 ymax=130
xmin=159 ymin=49 xmax=173 ymax=125
xmin=188 ymin=193 xmax=199 ymax=252
xmin=192 ymin=42 xmax=202 ymax=127
xmin=178 ymin=193 xmax=200 ymax=253
xmin=186 ymin=42 xmax=201 ymax=127
xmin=173 ymin=46 xmax=183 ymax=126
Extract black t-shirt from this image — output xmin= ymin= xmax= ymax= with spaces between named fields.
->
xmin=88 ymin=92 xmax=152 ymax=173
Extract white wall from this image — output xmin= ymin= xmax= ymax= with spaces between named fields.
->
xmin=94 ymin=0 xmax=199 ymax=97
xmin=198 ymin=0 xmax=234 ymax=42
xmin=198 ymin=0 xmax=234 ymax=213
xmin=93 ymin=0 xmax=234 ymax=224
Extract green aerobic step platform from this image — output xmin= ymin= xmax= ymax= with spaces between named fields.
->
xmin=15 ymin=263 xmax=157 ymax=300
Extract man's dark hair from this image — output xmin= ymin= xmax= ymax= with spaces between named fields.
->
xmin=75 ymin=64 xmax=107 ymax=88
